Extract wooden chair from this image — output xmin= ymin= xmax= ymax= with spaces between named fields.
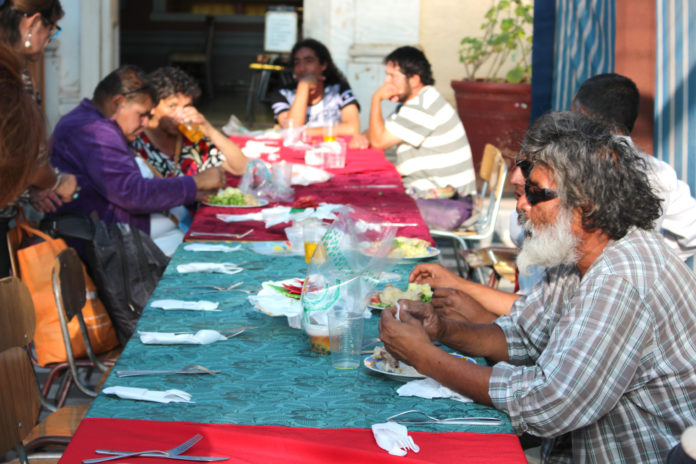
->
xmin=51 ymin=248 xmax=117 ymax=402
xmin=0 ymin=276 xmax=88 ymax=464
xmin=168 ymin=15 xmax=216 ymax=99
xmin=430 ymin=144 xmax=509 ymax=280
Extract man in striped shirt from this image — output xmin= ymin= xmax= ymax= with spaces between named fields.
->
xmin=379 ymin=111 xmax=696 ymax=462
xmin=352 ymin=46 xmax=476 ymax=197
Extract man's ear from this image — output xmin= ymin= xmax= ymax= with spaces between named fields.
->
xmin=408 ymin=73 xmax=423 ymax=89
xmin=108 ymin=94 xmax=125 ymax=117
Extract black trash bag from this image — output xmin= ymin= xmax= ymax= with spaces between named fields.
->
xmin=41 ymin=212 xmax=169 ymax=345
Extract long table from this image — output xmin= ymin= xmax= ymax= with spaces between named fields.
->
xmin=58 ymin=138 xmax=526 ymax=463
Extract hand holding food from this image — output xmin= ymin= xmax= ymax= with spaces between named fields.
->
xmin=371 ymin=283 xmax=432 ymax=309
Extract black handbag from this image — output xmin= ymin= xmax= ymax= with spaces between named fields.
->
xmin=41 ymin=212 xmax=169 ymax=345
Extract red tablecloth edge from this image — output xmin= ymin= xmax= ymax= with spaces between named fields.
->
xmin=60 ymin=418 xmax=526 ymax=464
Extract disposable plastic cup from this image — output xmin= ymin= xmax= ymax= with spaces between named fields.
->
xmin=306 ymin=324 xmax=331 ymax=354
xmin=325 ymin=142 xmax=346 ymax=169
xmin=272 ymin=161 xmax=293 ymax=188
xmin=177 ymin=123 xmax=204 ymax=143
xmin=323 ymin=122 xmax=337 ymax=142
xmin=303 ymin=224 xmax=328 ymax=264
xmin=328 ymin=307 xmax=364 ymax=369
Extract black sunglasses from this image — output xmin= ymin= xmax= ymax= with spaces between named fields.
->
xmin=524 ymin=180 xmax=558 ymax=205
xmin=516 ymin=159 xmax=533 ymax=178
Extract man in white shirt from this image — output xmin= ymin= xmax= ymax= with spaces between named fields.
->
xmin=350 ymin=46 xmax=476 ymax=197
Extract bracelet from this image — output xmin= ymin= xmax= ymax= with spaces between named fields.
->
xmin=52 ymin=168 xmax=63 ymax=191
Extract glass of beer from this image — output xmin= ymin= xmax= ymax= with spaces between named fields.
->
xmin=177 ymin=122 xmax=205 ymax=143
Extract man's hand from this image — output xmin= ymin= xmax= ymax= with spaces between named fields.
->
xmin=432 ymin=288 xmax=498 ymax=323
xmin=348 ymin=133 xmax=369 ymax=150
xmin=375 ymin=82 xmax=400 ymax=103
xmin=410 ymin=263 xmax=462 ymax=289
xmin=193 ymin=166 xmax=225 ymax=195
xmin=379 ymin=303 xmax=433 ymax=363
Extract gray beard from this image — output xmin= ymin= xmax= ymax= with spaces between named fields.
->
xmin=517 ymin=208 xmax=580 ymax=276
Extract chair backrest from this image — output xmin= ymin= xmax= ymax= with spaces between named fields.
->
xmin=0 ymin=276 xmax=36 ymax=351
xmin=478 ymin=144 xmax=501 ymax=198
xmin=7 ymin=223 xmax=22 ymax=278
xmin=0 ymin=277 xmax=41 ymax=458
xmin=52 ymin=248 xmax=107 ymax=382
xmin=474 ymin=149 xmax=508 ymax=237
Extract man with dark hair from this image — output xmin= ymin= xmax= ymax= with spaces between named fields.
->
xmin=351 ymin=46 xmax=476 ymax=197
xmin=51 ymin=65 xmax=224 ymax=238
xmin=380 ymin=111 xmax=696 ymax=462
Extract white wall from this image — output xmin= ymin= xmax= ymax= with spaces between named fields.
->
xmin=43 ymin=0 xmax=119 ymax=131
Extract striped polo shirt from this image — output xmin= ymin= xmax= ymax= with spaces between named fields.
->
xmin=385 ymin=86 xmax=476 ymax=196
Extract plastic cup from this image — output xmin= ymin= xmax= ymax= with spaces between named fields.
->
xmin=305 ymin=146 xmax=327 ymax=166
xmin=323 ymin=122 xmax=337 ymax=142
xmin=284 ymin=224 xmax=304 ymax=254
xmin=272 ymin=161 xmax=293 ymax=188
xmin=306 ymin=323 xmax=331 ymax=354
xmin=328 ymin=306 xmax=364 ymax=369
xmin=177 ymin=123 xmax=204 ymax=143
xmin=324 ymin=141 xmax=346 ymax=169
xmin=303 ymin=223 xmax=327 ymax=264
xmin=282 ymin=119 xmax=303 ymax=147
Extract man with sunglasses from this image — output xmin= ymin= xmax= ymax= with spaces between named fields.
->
xmin=380 ymin=111 xmax=696 ymax=462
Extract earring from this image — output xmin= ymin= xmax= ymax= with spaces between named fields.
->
xmin=24 ymin=32 xmax=32 ymax=48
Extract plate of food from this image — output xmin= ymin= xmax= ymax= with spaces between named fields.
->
xmin=203 ymin=187 xmax=269 ymax=208
xmin=388 ymin=237 xmax=440 ymax=260
xmin=368 ymin=283 xmax=432 ymax=310
xmin=364 ymin=346 xmax=475 ymax=382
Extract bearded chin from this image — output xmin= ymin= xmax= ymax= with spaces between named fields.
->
xmin=517 ymin=208 xmax=580 ymax=276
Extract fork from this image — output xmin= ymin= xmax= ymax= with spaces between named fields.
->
xmin=189 ymin=229 xmax=254 ymax=239
xmin=115 ymin=364 xmax=220 ymax=377
xmin=84 ymin=434 xmax=202 ymax=463
xmin=387 ymin=410 xmax=505 ymax=426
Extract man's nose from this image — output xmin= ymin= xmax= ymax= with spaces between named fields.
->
xmin=509 ymin=166 xmax=524 ymax=186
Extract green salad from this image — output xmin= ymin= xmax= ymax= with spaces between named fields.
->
xmin=206 ymin=187 xmax=258 ymax=206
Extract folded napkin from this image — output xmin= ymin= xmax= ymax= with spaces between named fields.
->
xmin=248 ymin=280 xmax=303 ymax=329
xmin=397 ymin=378 xmax=472 ymax=403
xmin=176 ymin=263 xmax=243 ymax=274
xmin=217 ymin=204 xmax=344 ymax=229
xmin=150 ymin=299 xmax=220 ymax=311
xmin=102 ymin=386 xmax=192 ymax=404
xmin=139 ymin=329 xmax=228 ymax=345
xmin=216 ymin=212 xmax=263 ymax=223
xmin=291 ymin=164 xmax=332 ymax=186
xmin=371 ymin=422 xmax=420 ymax=456
xmin=183 ymin=243 xmax=241 ymax=252
xmin=242 ymin=140 xmax=280 ymax=159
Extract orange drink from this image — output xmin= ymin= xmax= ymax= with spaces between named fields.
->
xmin=177 ymin=123 xmax=204 ymax=143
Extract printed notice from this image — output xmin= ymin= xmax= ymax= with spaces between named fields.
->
xmin=264 ymin=11 xmax=297 ymax=52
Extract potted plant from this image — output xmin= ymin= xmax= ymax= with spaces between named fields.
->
xmin=451 ymin=0 xmax=533 ymax=170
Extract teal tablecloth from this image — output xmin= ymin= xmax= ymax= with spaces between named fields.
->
xmin=89 ymin=242 xmax=513 ymax=434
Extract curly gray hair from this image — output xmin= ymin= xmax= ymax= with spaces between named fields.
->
xmin=519 ymin=111 xmax=662 ymax=240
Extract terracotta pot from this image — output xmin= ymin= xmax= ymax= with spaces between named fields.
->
xmin=451 ymin=80 xmax=532 ymax=172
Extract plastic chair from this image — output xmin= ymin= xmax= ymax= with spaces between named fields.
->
xmin=0 ymin=276 xmax=88 ymax=464
xmin=51 ymin=248 xmax=118 ymax=402
xmin=430 ymin=144 xmax=508 ymax=280
xmin=168 ymin=15 xmax=215 ymax=99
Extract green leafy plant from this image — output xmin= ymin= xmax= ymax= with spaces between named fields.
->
xmin=458 ymin=0 xmax=533 ymax=84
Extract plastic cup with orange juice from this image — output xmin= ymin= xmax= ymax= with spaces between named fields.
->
xmin=177 ymin=122 xmax=205 ymax=143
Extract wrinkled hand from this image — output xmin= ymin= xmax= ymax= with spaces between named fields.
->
xmin=29 ymin=187 xmax=61 ymax=213
xmin=379 ymin=303 xmax=433 ymax=364
xmin=180 ymin=106 xmax=213 ymax=134
xmin=53 ymin=173 xmax=78 ymax=203
xmin=348 ymin=133 xmax=369 ymax=150
xmin=193 ymin=166 xmax=225 ymax=195
xmin=432 ymin=288 xmax=497 ymax=323
xmin=409 ymin=263 xmax=462 ymax=289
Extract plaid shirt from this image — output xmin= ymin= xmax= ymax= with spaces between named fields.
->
xmin=490 ymin=228 xmax=696 ymax=463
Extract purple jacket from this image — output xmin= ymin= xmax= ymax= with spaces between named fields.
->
xmin=50 ymin=99 xmax=197 ymax=233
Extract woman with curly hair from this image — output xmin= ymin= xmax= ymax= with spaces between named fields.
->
xmin=131 ymin=66 xmax=247 ymax=179
xmin=269 ymin=38 xmax=360 ymax=136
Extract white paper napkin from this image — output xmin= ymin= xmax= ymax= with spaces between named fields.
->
xmin=397 ymin=378 xmax=472 ymax=403
xmin=371 ymin=422 xmax=420 ymax=456
xmin=139 ymin=330 xmax=228 ymax=345
xmin=176 ymin=263 xmax=243 ymax=274
xmin=102 ymin=386 xmax=192 ymax=404
xmin=291 ymin=164 xmax=332 ymax=186
xmin=150 ymin=299 xmax=220 ymax=311
xmin=183 ymin=243 xmax=241 ymax=252
xmin=247 ymin=280 xmax=303 ymax=329
xmin=216 ymin=212 xmax=263 ymax=223
xmin=242 ymin=140 xmax=280 ymax=159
